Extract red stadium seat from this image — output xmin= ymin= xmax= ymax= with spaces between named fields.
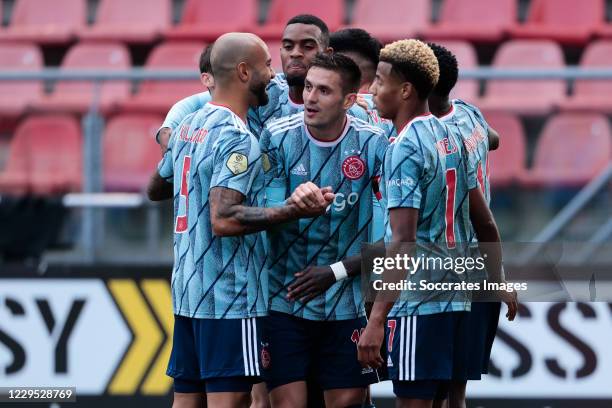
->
xmin=0 ymin=0 xmax=85 ymax=45
xmin=559 ymin=41 xmax=612 ymax=113
xmin=484 ymin=112 xmax=526 ymax=188
xmin=510 ymin=0 xmax=603 ymax=45
xmin=32 ymin=43 xmax=131 ymax=114
xmin=521 ymin=113 xmax=611 ymax=187
xmin=165 ymin=0 xmax=258 ymax=42
xmin=103 ymin=114 xmax=162 ymax=192
xmin=0 ymin=115 xmax=82 ymax=195
xmin=436 ymin=41 xmax=479 ymax=103
xmin=421 ymin=0 xmax=516 ymax=43
xmin=256 ymin=0 xmax=344 ymax=40
xmin=479 ymin=41 xmax=567 ymax=115
xmin=0 ymin=43 xmax=43 ymax=118
xmin=122 ymin=42 xmax=205 ymax=113
xmin=79 ymin=0 xmax=170 ymax=44
xmin=349 ymin=0 xmax=430 ymax=43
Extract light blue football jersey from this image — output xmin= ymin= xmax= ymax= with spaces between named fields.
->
xmin=261 ymin=113 xmax=389 ymax=320
xmin=380 ymin=114 xmax=472 ymax=317
xmin=440 ymin=99 xmax=490 ymax=207
xmin=158 ymin=102 xmax=268 ymax=319
xmin=440 ymin=99 xmax=492 ymax=284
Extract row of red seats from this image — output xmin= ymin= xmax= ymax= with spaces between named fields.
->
xmin=0 ymin=0 xmax=611 ymax=46
xmin=0 ymin=112 xmax=608 ymax=195
xmin=2 ymin=39 xmax=612 ymax=121
xmin=0 ymin=41 xmax=204 ymax=120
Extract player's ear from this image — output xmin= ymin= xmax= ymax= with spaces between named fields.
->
xmin=237 ymin=62 xmax=249 ymax=83
xmin=201 ymin=72 xmax=214 ymax=89
xmin=343 ymin=92 xmax=357 ymax=110
xmin=401 ymin=82 xmax=413 ymax=101
xmin=324 ymin=46 xmax=333 ymax=55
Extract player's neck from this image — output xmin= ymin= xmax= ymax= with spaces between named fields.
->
xmin=306 ymin=115 xmax=347 ymax=142
xmin=289 ymin=86 xmax=304 ymax=105
xmin=210 ymin=89 xmax=249 ymax=123
xmin=393 ymin=101 xmax=429 ymax=134
xmin=429 ymin=94 xmax=451 ymax=118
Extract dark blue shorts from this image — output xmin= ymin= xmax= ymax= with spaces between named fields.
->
xmin=261 ymin=311 xmax=379 ymax=391
xmin=454 ymin=302 xmax=501 ymax=380
xmin=167 ymin=315 xmax=263 ymax=393
xmin=386 ymin=312 xmax=468 ymax=385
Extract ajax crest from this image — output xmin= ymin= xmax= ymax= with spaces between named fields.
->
xmin=342 ymin=156 xmax=366 ymax=180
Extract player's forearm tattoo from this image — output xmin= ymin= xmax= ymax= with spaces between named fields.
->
xmin=209 ymin=187 xmax=300 ymax=235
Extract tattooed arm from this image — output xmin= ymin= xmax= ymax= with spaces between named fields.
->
xmin=209 ymin=186 xmax=333 ymax=237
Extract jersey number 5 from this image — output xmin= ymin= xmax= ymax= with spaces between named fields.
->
xmin=175 ymin=155 xmax=191 ymax=233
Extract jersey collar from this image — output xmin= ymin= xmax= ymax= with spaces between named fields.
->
xmin=304 ymin=114 xmax=351 ymax=147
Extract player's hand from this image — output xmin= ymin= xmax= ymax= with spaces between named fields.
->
xmin=286 ymin=265 xmax=336 ymax=303
xmin=499 ymin=289 xmax=518 ymax=321
xmin=157 ymin=127 xmax=172 ymax=155
xmin=290 ymin=182 xmax=334 ymax=217
xmin=357 ymin=320 xmax=385 ymax=369
xmin=355 ymin=94 xmax=370 ymax=113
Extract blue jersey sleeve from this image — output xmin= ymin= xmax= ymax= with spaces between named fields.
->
xmin=211 ymin=129 xmax=261 ymax=196
xmin=160 ymin=91 xmax=211 ymax=131
xmin=157 ymin=148 xmax=174 ymax=182
xmin=385 ymin=128 xmax=425 ymax=209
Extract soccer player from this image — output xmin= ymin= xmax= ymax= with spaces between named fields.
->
xmin=426 ymin=42 xmax=510 ymax=408
xmin=355 ymin=39 xmax=511 ymax=408
xmin=147 ymin=33 xmax=333 ymax=408
xmin=260 ymin=53 xmax=389 ymax=408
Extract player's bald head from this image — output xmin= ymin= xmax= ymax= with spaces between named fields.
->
xmin=211 ymin=33 xmax=269 ymax=83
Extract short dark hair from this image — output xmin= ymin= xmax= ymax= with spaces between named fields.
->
xmin=428 ymin=43 xmax=458 ymax=97
xmin=309 ymin=52 xmax=361 ymax=94
xmin=330 ymin=28 xmax=382 ymax=67
xmin=199 ymin=43 xmax=214 ymax=74
xmin=285 ymin=14 xmax=330 ymax=48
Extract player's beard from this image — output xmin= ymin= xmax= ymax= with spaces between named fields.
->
xmin=285 ymin=73 xmax=306 ymax=87
xmin=250 ymin=78 xmax=269 ymax=107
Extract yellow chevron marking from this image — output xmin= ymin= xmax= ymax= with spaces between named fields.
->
xmin=108 ymin=279 xmax=162 ymax=395
xmin=140 ymin=280 xmax=173 ymax=395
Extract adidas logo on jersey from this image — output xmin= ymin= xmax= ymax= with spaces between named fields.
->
xmin=387 ymin=355 xmax=393 ymax=367
xmin=290 ymin=163 xmax=308 ymax=176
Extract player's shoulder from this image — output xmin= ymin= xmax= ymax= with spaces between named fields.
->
xmin=264 ymin=112 xmax=304 ymax=136
xmin=203 ymin=104 xmax=252 ymax=140
xmin=348 ymin=116 xmax=386 ymax=138
xmin=452 ymin=99 xmax=485 ymax=120
xmin=402 ymin=114 xmax=443 ymax=138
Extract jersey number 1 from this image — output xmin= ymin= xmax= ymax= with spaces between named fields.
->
xmin=445 ymin=168 xmax=456 ymax=249
xmin=175 ymin=155 xmax=191 ymax=233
